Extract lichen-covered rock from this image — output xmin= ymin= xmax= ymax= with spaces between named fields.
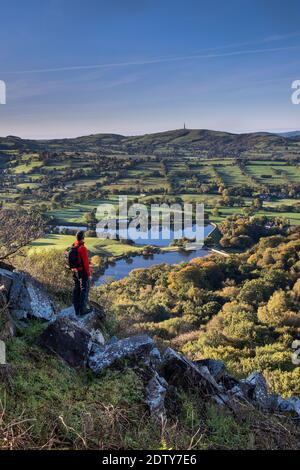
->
xmin=87 ymin=327 xmax=105 ymax=346
xmin=161 ymin=348 xmax=221 ymax=395
xmin=37 ymin=317 xmax=92 ymax=368
xmin=194 ymin=359 xmax=226 ymax=382
xmin=106 ymin=336 xmax=118 ymax=346
xmin=225 ymin=371 xmax=278 ymax=411
xmin=228 ymin=384 xmax=249 ymax=401
xmin=242 ymin=371 xmax=272 ymax=410
xmin=8 ymin=271 xmax=26 ymax=309
xmin=211 ymin=392 xmax=230 ymax=406
xmin=146 ymin=372 xmax=168 ymax=419
xmin=25 ymin=278 xmax=56 ymax=321
xmin=1 ymin=269 xmax=56 ymax=322
xmin=277 ymin=396 xmax=300 ymax=419
xmin=80 ymin=310 xmax=104 ymax=330
xmin=147 ymin=347 xmax=162 ymax=370
xmin=56 ymin=306 xmax=77 ymax=320
xmin=89 ymin=334 xmax=156 ymax=375
xmin=56 ymin=306 xmax=106 ymax=345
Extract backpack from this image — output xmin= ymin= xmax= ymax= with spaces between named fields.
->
xmin=64 ymin=246 xmax=82 ymax=270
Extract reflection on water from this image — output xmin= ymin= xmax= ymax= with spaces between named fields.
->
xmin=96 ymin=224 xmax=214 ymax=285
xmin=96 ymin=248 xmax=210 ymax=285
xmin=97 ymin=224 xmax=212 ymax=247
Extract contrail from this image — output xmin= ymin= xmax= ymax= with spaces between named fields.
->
xmin=6 ymin=44 xmax=300 ymax=75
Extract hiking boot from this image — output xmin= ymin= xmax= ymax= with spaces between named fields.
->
xmin=78 ymin=308 xmax=94 ymax=317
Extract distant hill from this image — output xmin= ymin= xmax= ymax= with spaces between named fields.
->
xmin=0 ymin=128 xmax=296 ymax=156
xmin=0 ymin=133 xmax=124 ymax=152
xmin=277 ymin=131 xmax=300 ymax=138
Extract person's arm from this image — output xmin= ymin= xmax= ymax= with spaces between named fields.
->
xmin=80 ymin=246 xmax=92 ymax=278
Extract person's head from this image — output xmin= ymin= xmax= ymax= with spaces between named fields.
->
xmin=76 ymin=230 xmax=85 ymax=242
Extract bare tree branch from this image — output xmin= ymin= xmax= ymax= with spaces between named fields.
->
xmin=0 ymin=209 xmax=46 ymax=261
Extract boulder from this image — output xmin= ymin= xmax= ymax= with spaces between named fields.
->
xmin=10 ymin=275 xmax=32 ymax=320
xmin=211 ymin=393 xmax=230 ymax=406
xmin=106 ymin=336 xmax=118 ymax=346
xmin=55 ymin=306 xmax=77 ymax=321
xmin=37 ymin=317 xmax=92 ymax=368
xmin=80 ymin=309 xmax=104 ymax=330
xmin=56 ymin=306 xmax=106 ymax=345
xmin=194 ymin=359 xmax=225 ymax=382
xmin=277 ymin=396 xmax=300 ymax=419
xmin=161 ymin=348 xmax=221 ymax=396
xmin=147 ymin=347 xmax=162 ymax=370
xmin=8 ymin=271 xmax=26 ymax=309
xmin=221 ymin=373 xmax=240 ymax=391
xmin=228 ymin=383 xmax=253 ymax=402
xmin=89 ymin=334 xmax=157 ymax=375
xmin=241 ymin=371 xmax=273 ymax=410
xmin=146 ymin=372 xmax=168 ymax=419
xmin=225 ymin=371 xmax=277 ymax=411
xmin=0 ymin=285 xmax=6 ymax=307
xmin=85 ymin=326 xmax=105 ymax=346
xmin=24 ymin=278 xmax=56 ymax=321
xmin=1 ymin=270 xmax=56 ymax=322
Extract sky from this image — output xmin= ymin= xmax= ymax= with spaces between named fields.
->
xmin=0 ymin=0 xmax=300 ymax=138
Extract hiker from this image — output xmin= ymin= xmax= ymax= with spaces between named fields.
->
xmin=70 ymin=230 xmax=93 ymax=316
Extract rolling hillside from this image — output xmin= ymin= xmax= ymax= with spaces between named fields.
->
xmin=0 ymin=128 xmax=297 ymax=156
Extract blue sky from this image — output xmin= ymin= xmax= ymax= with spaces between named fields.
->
xmin=0 ymin=0 xmax=300 ymax=138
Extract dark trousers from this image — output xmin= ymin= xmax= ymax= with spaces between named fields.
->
xmin=72 ymin=271 xmax=90 ymax=316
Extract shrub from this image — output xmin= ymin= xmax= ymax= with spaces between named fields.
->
xmin=15 ymin=248 xmax=73 ymax=303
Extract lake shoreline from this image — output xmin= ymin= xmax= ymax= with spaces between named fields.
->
xmin=95 ymin=223 xmax=222 ymax=284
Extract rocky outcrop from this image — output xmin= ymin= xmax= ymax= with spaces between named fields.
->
xmin=278 ymin=396 xmax=300 ymax=420
xmin=35 ymin=315 xmax=300 ymax=424
xmin=161 ymin=348 xmax=221 ymax=395
xmin=89 ymin=334 xmax=157 ymax=375
xmin=2 ymin=266 xmax=299 ymax=425
xmin=241 ymin=371 xmax=277 ymax=411
xmin=195 ymin=358 xmax=225 ymax=382
xmin=0 ymin=268 xmax=56 ymax=322
xmin=24 ymin=278 xmax=55 ymax=321
xmin=55 ymin=305 xmax=106 ymax=345
xmin=37 ymin=317 xmax=92 ymax=368
xmin=145 ymin=372 xmax=168 ymax=419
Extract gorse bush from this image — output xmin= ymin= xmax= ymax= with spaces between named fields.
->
xmin=94 ymin=229 xmax=300 ymax=397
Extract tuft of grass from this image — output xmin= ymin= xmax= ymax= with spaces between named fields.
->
xmin=206 ymin=405 xmax=252 ymax=450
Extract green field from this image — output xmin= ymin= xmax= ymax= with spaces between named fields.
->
xmin=29 ymin=234 xmax=143 ymax=257
xmin=1 ymin=134 xmax=300 ymax=254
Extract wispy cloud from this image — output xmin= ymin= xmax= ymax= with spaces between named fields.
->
xmin=6 ymin=33 xmax=300 ymax=75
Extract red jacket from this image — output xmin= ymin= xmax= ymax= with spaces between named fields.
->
xmin=72 ymin=240 xmax=91 ymax=277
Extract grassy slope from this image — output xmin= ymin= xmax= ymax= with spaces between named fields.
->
xmin=1 ymin=321 xmax=299 ymax=450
